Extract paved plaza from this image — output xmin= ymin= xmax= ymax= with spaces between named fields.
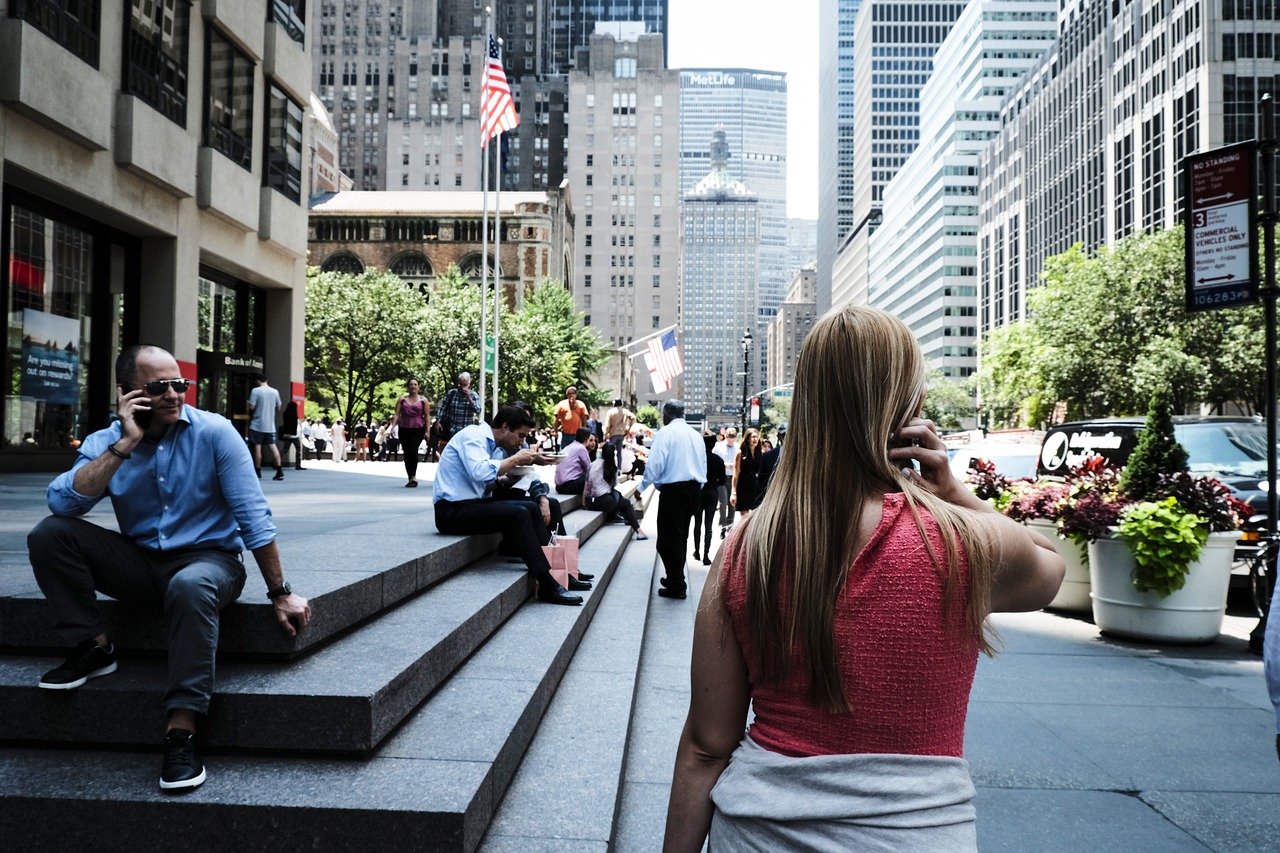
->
xmin=1 ymin=462 xmax=1278 ymax=850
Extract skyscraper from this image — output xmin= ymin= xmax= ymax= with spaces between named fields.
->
xmin=867 ymin=0 xmax=1058 ymax=380
xmin=817 ymin=0 xmax=861 ymax=313
xmin=678 ymin=70 xmax=788 ymax=321
xmin=681 ymin=130 xmax=761 ymax=420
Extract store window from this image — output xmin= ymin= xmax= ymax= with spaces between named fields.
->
xmin=3 ymin=202 xmax=118 ymax=452
xmin=195 ymin=270 xmax=264 ymax=435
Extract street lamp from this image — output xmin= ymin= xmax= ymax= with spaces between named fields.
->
xmin=740 ymin=330 xmax=753 ymax=437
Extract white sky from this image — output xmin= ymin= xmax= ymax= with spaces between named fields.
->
xmin=667 ymin=0 xmax=820 ymax=220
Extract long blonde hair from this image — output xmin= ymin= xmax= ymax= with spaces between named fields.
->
xmin=743 ymin=306 xmax=996 ymax=713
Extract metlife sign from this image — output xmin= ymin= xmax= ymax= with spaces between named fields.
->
xmin=1183 ymin=142 xmax=1259 ymax=312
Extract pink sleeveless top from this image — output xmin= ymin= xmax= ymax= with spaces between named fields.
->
xmin=723 ymin=493 xmax=979 ymax=758
xmin=399 ymin=397 xmax=427 ymax=429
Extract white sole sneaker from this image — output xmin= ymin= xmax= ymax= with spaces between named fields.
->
xmin=38 ymin=660 xmax=118 ymax=690
xmin=159 ymin=766 xmax=206 ymax=791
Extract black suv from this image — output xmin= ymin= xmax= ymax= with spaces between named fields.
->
xmin=1037 ymin=416 xmax=1270 ymax=513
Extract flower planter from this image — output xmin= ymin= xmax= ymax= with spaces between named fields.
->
xmin=1026 ymin=518 xmax=1091 ymax=613
xmin=1088 ymin=530 xmax=1239 ymax=643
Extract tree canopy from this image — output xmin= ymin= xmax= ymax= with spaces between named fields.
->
xmin=977 ymin=227 xmax=1265 ymax=426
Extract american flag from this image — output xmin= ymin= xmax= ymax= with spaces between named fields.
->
xmin=646 ymin=330 xmax=684 ymax=391
xmin=481 ymin=35 xmax=519 ymax=148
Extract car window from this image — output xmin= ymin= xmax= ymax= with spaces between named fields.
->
xmin=1176 ymin=423 xmax=1268 ymax=478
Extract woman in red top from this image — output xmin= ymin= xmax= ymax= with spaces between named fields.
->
xmin=664 ymin=306 xmax=1064 ymax=851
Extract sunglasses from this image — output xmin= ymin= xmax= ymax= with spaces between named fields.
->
xmin=138 ymin=379 xmax=191 ymax=396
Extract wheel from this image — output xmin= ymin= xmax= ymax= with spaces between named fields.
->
xmin=1249 ymin=546 xmax=1275 ymax=619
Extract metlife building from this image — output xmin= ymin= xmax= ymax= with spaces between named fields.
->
xmin=679 ymin=69 xmax=789 ymax=331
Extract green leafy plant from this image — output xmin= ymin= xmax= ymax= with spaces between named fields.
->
xmin=1002 ymin=480 xmax=1070 ymax=523
xmin=1119 ymin=387 xmax=1189 ymax=501
xmin=1116 ymin=497 xmax=1208 ymax=598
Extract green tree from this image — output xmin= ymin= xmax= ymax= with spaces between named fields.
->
xmin=305 ymin=267 xmax=430 ymax=425
xmin=636 ymin=404 xmax=661 ymax=428
xmin=923 ymin=371 xmax=976 ymax=431
xmin=1120 ymin=387 xmax=1189 ymax=500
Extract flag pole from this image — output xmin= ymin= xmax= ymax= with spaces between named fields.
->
xmin=493 ymin=73 xmax=503 ymax=416
xmin=478 ymin=8 xmax=493 ymax=422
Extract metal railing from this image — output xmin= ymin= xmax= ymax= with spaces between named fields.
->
xmin=13 ymin=0 xmax=99 ymax=67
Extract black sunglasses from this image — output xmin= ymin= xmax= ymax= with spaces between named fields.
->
xmin=139 ymin=379 xmax=191 ymax=396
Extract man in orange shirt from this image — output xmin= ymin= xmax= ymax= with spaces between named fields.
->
xmin=553 ymin=386 xmax=589 ymax=450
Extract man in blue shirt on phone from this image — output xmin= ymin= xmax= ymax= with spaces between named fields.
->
xmin=27 ymin=345 xmax=311 ymax=792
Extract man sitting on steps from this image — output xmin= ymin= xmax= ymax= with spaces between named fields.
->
xmin=27 ymin=344 xmax=311 ymax=793
xmin=433 ymin=404 xmax=588 ymax=605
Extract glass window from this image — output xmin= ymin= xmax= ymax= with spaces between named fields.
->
xmin=269 ymin=0 xmax=306 ymax=45
xmin=12 ymin=0 xmax=100 ymax=67
xmin=4 ymin=204 xmax=96 ymax=449
xmin=205 ymin=27 xmax=255 ymax=169
xmin=265 ymin=85 xmax=304 ymax=202
xmin=124 ymin=0 xmax=188 ymax=125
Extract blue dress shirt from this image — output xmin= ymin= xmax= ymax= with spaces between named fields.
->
xmin=47 ymin=406 xmax=276 ymax=552
xmin=1267 ymin=578 xmax=1280 ymax=731
xmin=639 ymin=418 xmax=707 ymax=492
xmin=433 ymin=423 xmax=501 ymax=503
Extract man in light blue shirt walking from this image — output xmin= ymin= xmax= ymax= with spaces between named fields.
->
xmin=640 ymin=401 xmax=706 ymax=599
xmin=28 ymin=345 xmax=311 ymax=793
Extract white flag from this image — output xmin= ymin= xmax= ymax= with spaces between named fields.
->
xmin=644 ymin=352 xmax=670 ymax=394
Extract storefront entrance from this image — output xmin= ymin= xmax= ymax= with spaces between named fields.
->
xmin=196 ymin=351 xmax=263 ymax=438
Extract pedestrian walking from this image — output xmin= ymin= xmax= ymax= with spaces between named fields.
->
xmin=730 ymin=428 xmax=763 ymax=521
xmin=638 ymin=400 xmax=706 ymax=600
xmin=438 ymin=372 xmax=481 ymax=440
xmin=247 ymin=373 xmax=285 ymax=480
xmin=390 ymin=378 xmax=431 ymax=487
xmin=692 ymin=432 xmax=725 ymax=566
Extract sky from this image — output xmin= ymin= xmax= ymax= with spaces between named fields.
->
xmin=667 ymin=0 xmax=820 ymax=221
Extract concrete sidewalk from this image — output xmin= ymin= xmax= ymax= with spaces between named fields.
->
xmin=2 ymin=466 xmax=1278 ymax=850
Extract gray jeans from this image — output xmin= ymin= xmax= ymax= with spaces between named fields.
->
xmin=28 ymin=516 xmax=247 ymax=715
xmin=719 ymin=475 xmax=736 ymax=526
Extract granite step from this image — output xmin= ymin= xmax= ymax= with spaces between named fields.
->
xmin=0 ymin=508 xmax=616 ymax=754
xmin=478 ymin=528 xmax=657 ymax=852
xmin=0 ymin=494 xmax=584 ymax=659
xmin=0 ymin=521 xmax=641 ymax=853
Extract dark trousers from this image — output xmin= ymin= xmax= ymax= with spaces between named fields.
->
xmin=27 ymin=516 xmax=246 ymax=714
xmin=655 ymin=481 xmax=700 ymax=589
xmin=556 ymin=477 xmax=585 ymax=495
xmin=279 ymin=435 xmax=303 ymax=468
xmin=560 ymin=432 xmax=576 ymax=450
xmin=692 ymin=488 xmax=718 ymax=556
xmin=435 ymin=498 xmax=554 ymax=577
xmin=400 ymin=426 xmax=427 ymax=481
xmin=585 ymin=489 xmax=640 ymax=529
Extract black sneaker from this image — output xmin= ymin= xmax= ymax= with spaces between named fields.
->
xmin=39 ymin=639 xmax=117 ymax=690
xmin=272 ymin=469 xmax=285 ymax=481
xmin=160 ymin=728 xmax=206 ymax=791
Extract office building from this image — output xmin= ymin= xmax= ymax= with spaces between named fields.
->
xmin=767 ymin=265 xmax=817 ymax=390
xmin=565 ymin=31 xmax=680 ymax=363
xmin=831 ymin=0 xmax=967 ymax=309
xmin=817 ymin=0 xmax=862 ymax=313
xmin=681 ymin=130 xmax=761 ymax=421
xmin=868 ymin=0 xmax=1057 ymax=379
xmin=1 ymin=1 xmax=312 ymax=470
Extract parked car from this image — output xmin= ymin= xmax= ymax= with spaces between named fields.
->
xmin=948 ymin=440 xmax=1043 ymax=481
xmin=1037 ymin=416 xmax=1271 ymax=582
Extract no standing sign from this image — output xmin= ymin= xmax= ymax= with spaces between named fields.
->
xmin=1183 ymin=141 xmax=1259 ymax=311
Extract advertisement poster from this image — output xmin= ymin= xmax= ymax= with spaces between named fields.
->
xmin=20 ymin=309 xmax=81 ymax=404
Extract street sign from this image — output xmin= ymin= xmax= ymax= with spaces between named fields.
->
xmin=773 ymin=389 xmax=793 ymax=398
xmin=1183 ymin=142 xmax=1258 ymax=312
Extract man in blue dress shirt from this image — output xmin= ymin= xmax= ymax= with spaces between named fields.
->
xmin=434 ymin=404 xmax=585 ymax=605
xmin=27 ymin=345 xmax=312 ymax=792
xmin=639 ymin=400 xmax=707 ymax=600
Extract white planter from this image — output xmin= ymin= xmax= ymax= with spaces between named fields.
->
xmin=1026 ymin=518 xmax=1091 ymax=613
xmin=1088 ymin=530 xmax=1238 ymax=644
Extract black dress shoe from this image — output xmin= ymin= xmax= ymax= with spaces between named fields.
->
xmin=659 ymin=576 xmax=687 ymax=591
xmin=693 ymin=549 xmax=700 ymax=561
xmin=568 ymin=577 xmax=592 ymax=591
xmin=537 ymin=583 xmax=583 ymax=606
xmin=575 ymin=571 xmax=595 ymax=581
xmin=657 ymin=586 xmax=687 ymax=600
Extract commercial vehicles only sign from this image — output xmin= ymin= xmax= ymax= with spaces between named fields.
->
xmin=1183 ymin=142 xmax=1258 ymax=312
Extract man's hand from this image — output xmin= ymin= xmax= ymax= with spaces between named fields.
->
xmin=273 ymin=593 xmax=311 ymax=638
xmin=539 ymin=496 xmax=552 ymax=526
xmin=116 ymin=387 xmax=151 ymax=445
xmin=532 ymin=450 xmax=560 ymax=466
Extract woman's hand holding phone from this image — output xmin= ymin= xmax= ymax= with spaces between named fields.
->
xmin=888 ymin=417 xmax=968 ymax=505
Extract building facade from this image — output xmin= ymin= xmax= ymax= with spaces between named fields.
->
xmin=767 ymin=265 xmax=817 ymax=391
xmin=678 ymin=69 xmax=788 ymax=318
xmin=978 ymin=0 xmax=1266 ymax=336
xmin=868 ymin=0 xmax=1057 ymax=379
xmin=681 ymin=130 xmax=761 ymax=422
xmin=309 ymin=190 xmax=573 ymax=306
xmin=1 ymin=0 xmax=312 ymax=470
xmin=831 ymin=0 xmax=968 ymax=310
xmin=565 ymin=31 xmax=680 ymax=363
xmin=817 ymin=0 xmax=862 ymax=313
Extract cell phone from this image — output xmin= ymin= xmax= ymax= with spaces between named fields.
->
xmin=134 ymin=407 xmax=154 ymax=430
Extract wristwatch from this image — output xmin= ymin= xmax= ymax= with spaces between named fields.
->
xmin=266 ymin=581 xmax=292 ymax=600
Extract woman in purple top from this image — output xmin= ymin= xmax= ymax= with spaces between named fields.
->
xmin=390 ymin=378 xmax=431 ymax=487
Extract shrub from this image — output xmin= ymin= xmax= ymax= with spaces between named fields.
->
xmin=1116 ymin=497 xmax=1209 ymax=598
xmin=1120 ymin=388 xmax=1189 ymax=501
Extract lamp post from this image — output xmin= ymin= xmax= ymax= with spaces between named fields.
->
xmin=740 ymin=330 xmax=753 ymax=437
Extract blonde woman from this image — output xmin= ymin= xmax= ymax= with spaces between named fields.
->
xmin=664 ymin=306 xmax=1064 ymax=851
xmin=729 ymin=428 xmax=763 ymax=520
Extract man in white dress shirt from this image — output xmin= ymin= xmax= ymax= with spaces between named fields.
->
xmin=639 ymin=401 xmax=706 ymax=600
